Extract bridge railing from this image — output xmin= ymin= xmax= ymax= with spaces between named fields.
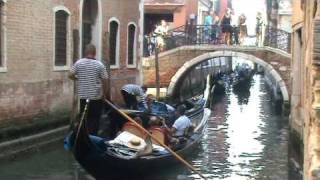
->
xmin=165 ymin=24 xmax=224 ymax=49
xmin=143 ymin=24 xmax=292 ymax=56
xmin=263 ymin=25 xmax=292 ymax=53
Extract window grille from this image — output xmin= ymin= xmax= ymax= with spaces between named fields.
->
xmin=127 ymin=24 xmax=136 ymax=65
xmin=109 ymin=21 xmax=118 ymax=66
xmin=55 ymin=10 xmax=68 ymax=66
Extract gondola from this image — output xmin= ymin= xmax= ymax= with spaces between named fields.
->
xmin=209 ymin=73 xmax=226 ymax=96
xmin=66 ymin=77 xmax=212 ymax=179
xmin=213 ymin=79 xmax=226 ymax=95
xmin=232 ymin=66 xmax=254 ymax=91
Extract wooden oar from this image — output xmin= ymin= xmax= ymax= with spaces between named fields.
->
xmin=104 ymin=99 xmax=207 ymax=180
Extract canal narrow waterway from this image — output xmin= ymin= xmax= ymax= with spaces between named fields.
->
xmin=0 ymin=74 xmax=299 ymax=180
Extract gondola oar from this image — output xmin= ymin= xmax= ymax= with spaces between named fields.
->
xmin=104 ymin=99 xmax=208 ymax=180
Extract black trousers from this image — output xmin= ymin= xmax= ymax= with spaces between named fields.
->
xmin=80 ymin=99 xmax=103 ymax=135
xmin=231 ymin=26 xmax=239 ymax=45
xmin=121 ymin=90 xmax=138 ymax=110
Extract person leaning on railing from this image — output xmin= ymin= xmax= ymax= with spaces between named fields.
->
xmin=204 ymin=11 xmax=213 ymax=43
xmin=238 ymin=13 xmax=247 ymax=45
xmin=220 ymin=8 xmax=232 ymax=45
xmin=154 ymin=20 xmax=169 ymax=52
xmin=211 ymin=11 xmax=220 ymax=44
xmin=255 ymin=12 xmax=264 ymax=46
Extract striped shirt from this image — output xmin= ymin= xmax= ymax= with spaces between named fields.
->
xmin=121 ymin=84 xmax=147 ymax=108
xmin=70 ymin=58 xmax=108 ymax=100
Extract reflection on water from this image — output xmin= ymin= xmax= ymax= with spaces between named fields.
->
xmin=196 ymin=75 xmax=288 ymax=180
xmin=0 ymin=75 xmax=292 ymax=180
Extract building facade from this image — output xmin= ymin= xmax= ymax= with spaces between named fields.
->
xmin=291 ymin=0 xmax=320 ymax=179
xmin=278 ymin=0 xmax=292 ymax=32
xmin=144 ymin=0 xmax=207 ymax=34
xmin=0 ymin=0 xmax=143 ymax=132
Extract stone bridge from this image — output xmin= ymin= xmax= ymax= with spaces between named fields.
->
xmin=142 ymin=45 xmax=292 ymax=103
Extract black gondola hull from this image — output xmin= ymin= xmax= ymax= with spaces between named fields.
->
xmin=75 ymin=133 xmax=204 ymax=179
xmin=69 ymin=76 xmax=212 ymax=179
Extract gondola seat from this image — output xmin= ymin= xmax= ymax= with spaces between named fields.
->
xmin=148 ymin=127 xmax=167 ymax=145
xmin=122 ymin=122 xmax=147 ymax=139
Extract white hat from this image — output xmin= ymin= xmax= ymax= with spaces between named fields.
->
xmin=127 ymin=137 xmax=146 ymax=150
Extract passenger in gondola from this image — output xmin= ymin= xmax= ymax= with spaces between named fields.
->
xmin=142 ymin=94 xmax=176 ymax=124
xmin=161 ymin=105 xmax=193 ymax=148
xmin=172 ymin=105 xmax=193 ymax=137
xmin=148 ymin=116 xmax=170 ymax=145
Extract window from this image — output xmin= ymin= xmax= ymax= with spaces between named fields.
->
xmin=127 ymin=24 xmax=136 ymax=67
xmin=55 ymin=10 xmax=68 ymax=66
xmin=109 ymin=20 xmax=119 ymax=67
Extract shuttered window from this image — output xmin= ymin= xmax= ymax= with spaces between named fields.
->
xmin=127 ymin=24 xmax=136 ymax=66
xmin=55 ymin=10 xmax=68 ymax=66
xmin=109 ymin=21 xmax=118 ymax=66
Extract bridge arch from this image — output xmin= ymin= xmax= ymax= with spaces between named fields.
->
xmin=167 ymin=50 xmax=289 ymax=102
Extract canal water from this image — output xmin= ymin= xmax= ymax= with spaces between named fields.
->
xmin=0 ymin=74 xmax=300 ymax=180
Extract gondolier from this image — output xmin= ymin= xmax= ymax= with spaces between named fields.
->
xmin=121 ymin=84 xmax=147 ymax=110
xmin=69 ymin=44 xmax=109 ymax=135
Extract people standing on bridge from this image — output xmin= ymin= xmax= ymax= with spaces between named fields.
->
xmin=69 ymin=44 xmax=109 ymax=135
xmin=255 ymin=12 xmax=264 ymax=46
xmin=154 ymin=20 xmax=169 ymax=52
xmin=230 ymin=9 xmax=239 ymax=45
xmin=238 ymin=13 xmax=247 ymax=45
xmin=211 ymin=11 xmax=220 ymax=44
xmin=203 ymin=11 xmax=213 ymax=43
xmin=121 ymin=84 xmax=148 ymax=110
xmin=221 ymin=8 xmax=232 ymax=45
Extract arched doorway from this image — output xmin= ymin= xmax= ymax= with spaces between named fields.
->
xmin=80 ymin=0 xmax=102 ymax=59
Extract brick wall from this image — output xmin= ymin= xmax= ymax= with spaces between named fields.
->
xmin=294 ymin=1 xmax=320 ymax=179
xmin=0 ymin=0 xmax=79 ymax=126
xmin=101 ymin=0 xmax=142 ymax=103
xmin=0 ymin=0 xmax=142 ymax=128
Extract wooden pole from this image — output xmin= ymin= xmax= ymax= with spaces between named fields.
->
xmin=104 ymin=99 xmax=207 ymax=180
xmin=155 ymin=41 xmax=160 ymax=100
xmin=104 ymin=31 xmax=112 ymax=100
xmin=69 ymin=29 xmax=80 ymax=130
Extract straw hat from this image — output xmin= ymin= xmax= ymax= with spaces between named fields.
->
xmin=127 ymin=137 xmax=143 ymax=149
